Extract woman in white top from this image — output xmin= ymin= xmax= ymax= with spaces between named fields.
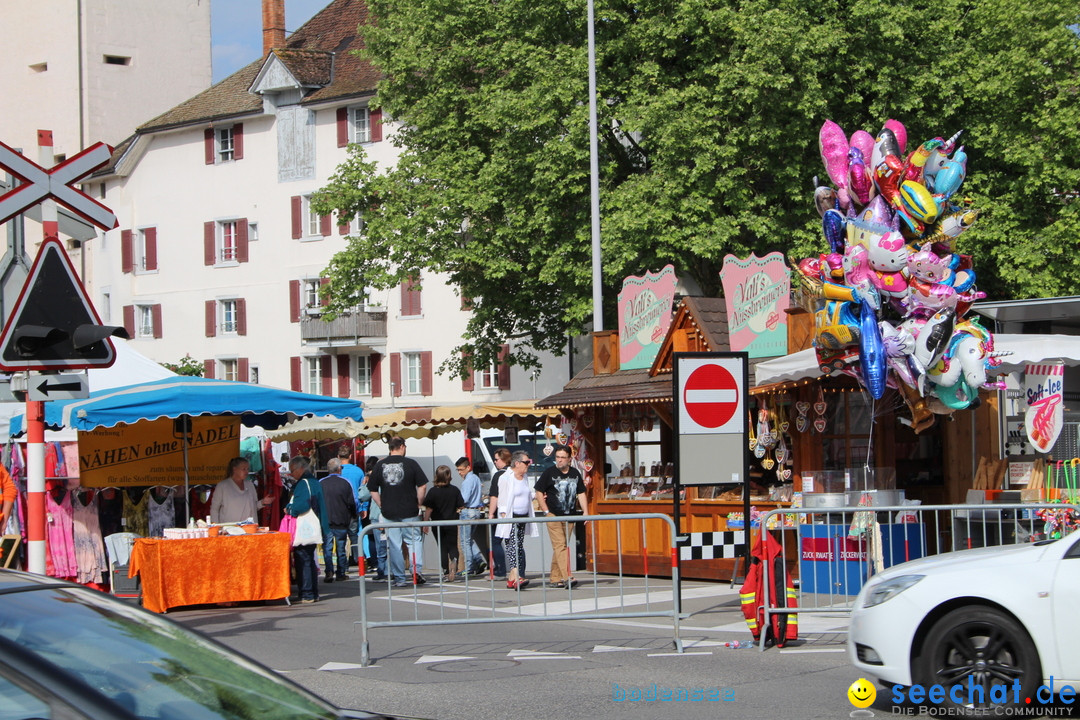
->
xmin=494 ymin=450 xmax=538 ymax=589
xmin=210 ymin=457 xmax=270 ymax=524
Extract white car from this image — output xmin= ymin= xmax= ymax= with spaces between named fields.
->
xmin=848 ymin=533 xmax=1080 ymax=713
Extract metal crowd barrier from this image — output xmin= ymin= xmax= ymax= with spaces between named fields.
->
xmin=355 ymin=513 xmax=683 ymax=666
xmin=755 ymin=502 xmax=1080 ymax=651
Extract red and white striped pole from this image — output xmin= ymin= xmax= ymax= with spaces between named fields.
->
xmin=24 ymin=130 xmax=60 ymax=574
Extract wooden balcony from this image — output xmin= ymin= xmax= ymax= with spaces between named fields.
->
xmin=300 ymin=310 xmax=387 ymax=346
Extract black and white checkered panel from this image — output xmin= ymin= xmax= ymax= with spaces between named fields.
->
xmin=678 ymin=531 xmax=746 ymax=560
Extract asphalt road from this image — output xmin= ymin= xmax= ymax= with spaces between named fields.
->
xmin=170 ymin=572 xmax=870 ymax=720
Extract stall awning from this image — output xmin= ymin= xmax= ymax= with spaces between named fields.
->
xmin=752 ymin=334 xmax=1080 ymax=388
xmin=9 ymin=376 xmax=364 ymax=434
xmin=536 ymin=364 xmax=672 ymax=409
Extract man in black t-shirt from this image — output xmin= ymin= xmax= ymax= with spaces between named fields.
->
xmin=368 ymin=437 xmax=429 ymax=587
xmin=533 ymin=445 xmax=587 ymax=588
xmin=484 ymin=448 xmax=511 ymax=578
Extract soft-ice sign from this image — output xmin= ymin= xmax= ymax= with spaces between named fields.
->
xmin=618 ymin=264 xmax=677 ymax=369
xmin=720 ymin=252 xmax=790 ymax=358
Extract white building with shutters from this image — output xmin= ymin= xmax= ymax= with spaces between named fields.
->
xmin=83 ymin=0 xmax=569 ymax=422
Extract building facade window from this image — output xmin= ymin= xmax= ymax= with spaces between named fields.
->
xmin=350 ymin=107 xmax=371 ymax=144
xmin=220 ymin=359 xmax=238 ymax=382
xmin=306 ymin=357 xmax=321 ymax=395
xmin=249 ymin=365 xmax=259 ymax=384
xmin=400 ymin=277 xmax=422 ymax=317
xmin=354 ymin=355 xmax=372 ymax=395
xmin=219 ymin=221 xmax=238 ymax=263
xmin=220 ymin=300 xmax=238 ymax=334
xmin=404 ymin=352 xmax=422 ymax=394
xmin=303 ymin=279 xmax=321 ymax=313
xmin=303 ymin=196 xmax=321 ymax=237
xmin=478 ymin=361 xmax=499 ymax=390
xmin=137 ymin=305 xmax=155 ymax=338
xmin=217 ymin=127 xmax=235 ymax=162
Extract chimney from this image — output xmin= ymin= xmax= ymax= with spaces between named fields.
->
xmin=262 ymin=0 xmax=286 ymax=57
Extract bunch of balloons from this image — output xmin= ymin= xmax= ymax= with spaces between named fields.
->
xmin=794 ymin=119 xmax=1004 ymax=432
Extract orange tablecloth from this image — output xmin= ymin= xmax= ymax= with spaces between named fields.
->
xmin=129 ymin=532 xmax=291 ymax=613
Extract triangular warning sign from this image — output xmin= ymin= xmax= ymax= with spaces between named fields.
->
xmin=0 ymin=237 xmax=117 ymax=371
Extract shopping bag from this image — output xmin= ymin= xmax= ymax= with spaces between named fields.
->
xmin=293 ymin=509 xmax=322 ymax=546
xmin=278 ymin=514 xmax=297 ymax=541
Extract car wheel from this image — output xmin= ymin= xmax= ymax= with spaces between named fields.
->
xmin=915 ymin=607 xmax=1041 ymax=714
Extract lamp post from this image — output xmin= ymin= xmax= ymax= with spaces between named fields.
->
xmin=588 ymin=0 xmax=602 ymax=333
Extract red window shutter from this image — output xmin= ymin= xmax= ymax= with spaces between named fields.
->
xmin=290 ymin=357 xmax=302 ymax=391
xmin=461 ymin=352 xmax=474 ymax=391
xmin=122 ymin=305 xmax=135 ymax=338
xmin=203 ymin=221 xmax=216 ymax=265
xmin=204 ymin=128 xmax=215 ymax=164
xmin=370 ymin=353 xmax=382 ymax=397
xmin=236 ymin=298 xmax=247 ymax=336
xmin=204 ymin=359 xmax=216 ymax=378
xmin=151 ymin=304 xmax=163 ymax=338
xmin=498 ymin=344 xmax=511 ymax=390
xmin=238 ymin=357 xmax=250 ymax=382
xmin=319 ymin=277 xmax=331 ymax=307
xmin=337 ymin=355 xmax=350 ymax=397
xmin=290 ymin=196 xmax=302 ymax=239
xmin=236 ymin=219 xmax=249 ymax=262
xmin=120 ymin=229 xmax=133 ymax=273
xmin=401 ymin=277 xmax=421 ymax=316
xmin=371 ymin=108 xmax=382 ymax=142
xmin=320 ymin=356 xmax=333 ymax=396
xmin=336 ymin=107 xmax=349 ymax=147
xmin=338 ymin=218 xmax=349 ymax=235
xmin=289 ymin=280 xmax=300 ymax=323
xmin=420 ymin=351 xmax=433 ymax=396
xmin=143 ymin=227 xmax=157 ymax=271
xmin=205 ymin=300 xmax=216 ymax=337
xmin=389 ymin=352 xmax=401 ymax=397
xmin=319 ymin=213 xmax=331 ymax=237
xmin=233 ymin=123 xmax=244 ymax=160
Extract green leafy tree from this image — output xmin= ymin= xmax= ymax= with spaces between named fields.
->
xmin=314 ymin=0 xmax=1079 ymax=376
xmin=161 ymin=354 xmax=203 ymax=377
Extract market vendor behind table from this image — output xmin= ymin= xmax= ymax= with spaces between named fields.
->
xmin=211 ymin=457 xmax=271 ymax=524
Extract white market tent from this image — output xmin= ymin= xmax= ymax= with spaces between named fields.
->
xmin=754 ymin=334 xmax=1080 ymax=387
xmin=0 ymin=338 xmax=176 ymax=440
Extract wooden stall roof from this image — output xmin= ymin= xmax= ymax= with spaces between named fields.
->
xmin=535 ymin=363 xmax=672 ymax=409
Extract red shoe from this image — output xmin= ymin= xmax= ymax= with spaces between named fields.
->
xmin=507 ymin=578 xmax=530 ymax=590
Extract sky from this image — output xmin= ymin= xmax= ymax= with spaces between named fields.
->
xmin=211 ymin=0 xmax=329 ymax=83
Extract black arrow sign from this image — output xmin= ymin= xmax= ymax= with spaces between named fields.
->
xmin=35 ymin=378 xmax=84 ymax=396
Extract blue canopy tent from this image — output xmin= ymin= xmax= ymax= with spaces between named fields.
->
xmin=9 ymin=376 xmax=364 ymax=522
xmin=10 ymin=376 xmax=364 ymax=434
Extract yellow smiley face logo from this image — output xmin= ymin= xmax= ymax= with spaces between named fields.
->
xmin=848 ymin=678 xmax=876 ymax=708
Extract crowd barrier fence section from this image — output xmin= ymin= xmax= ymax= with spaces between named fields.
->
xmin=355 ymin=512 xmax=683 ymax=667
xmin=754 ymin=502 xmax=1080 ymax=651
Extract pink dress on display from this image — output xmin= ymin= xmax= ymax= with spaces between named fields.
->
xmin=46 ymin=489 xmax=78 ymax=579
xmin=71 ymin=490 xmax=108 ymax=584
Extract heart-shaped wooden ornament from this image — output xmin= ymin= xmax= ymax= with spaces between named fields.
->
xmin=813 ymin=416 xmax=827 ymax=433
xmin=796 ymin=401 xmax=810 ymax=416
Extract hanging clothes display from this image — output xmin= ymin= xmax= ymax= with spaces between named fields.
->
xmin=97 ymin=488 xmax=124 ymax=538
xmin=189 ymin=486 xmax=213 ymax=524
xmin=71 ymin=489 xmax=108 ymax=585
xmin=60 ymin=442 xmax=80 ymax=482
xmin=240 ymin=437 xmax=264 ymax=473
xmin=46 ymin=487 xmax=78 ymax=579
xmin=147 ymin=487 xmax=176 ymax=537
xmin=122 ymin=488 xmax=150 ymax=537
xmin=259 ymin=439 xmax=283 ymax=531
xmin=45 ymin=442 xmax=63 ymax=494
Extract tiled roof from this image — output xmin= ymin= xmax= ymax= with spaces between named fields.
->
xmin=138 ymin=0 xmax=379 ymax=133
xmin=273 ymin=49 xmax=333 ymax=87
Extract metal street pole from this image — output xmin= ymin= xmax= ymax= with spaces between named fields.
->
xmin=588 ymin=0 xmax=602 ymax=333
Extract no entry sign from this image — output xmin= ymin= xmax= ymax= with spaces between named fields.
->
xmin=676 ymin=355 xmax=746 ymax=435
xmin=683 ymin=363 xmax=740 ymax=429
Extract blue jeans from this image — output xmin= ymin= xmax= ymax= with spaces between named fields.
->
xmin=458 ymin=508 xmax=483 ymax=572
xmin=322 ymin=527 xmax=349 ymax=577
xmin=384 ymin=518 xmax=423 ymax=583
xmin=293 ymin=544 xmax=319 ymax=601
